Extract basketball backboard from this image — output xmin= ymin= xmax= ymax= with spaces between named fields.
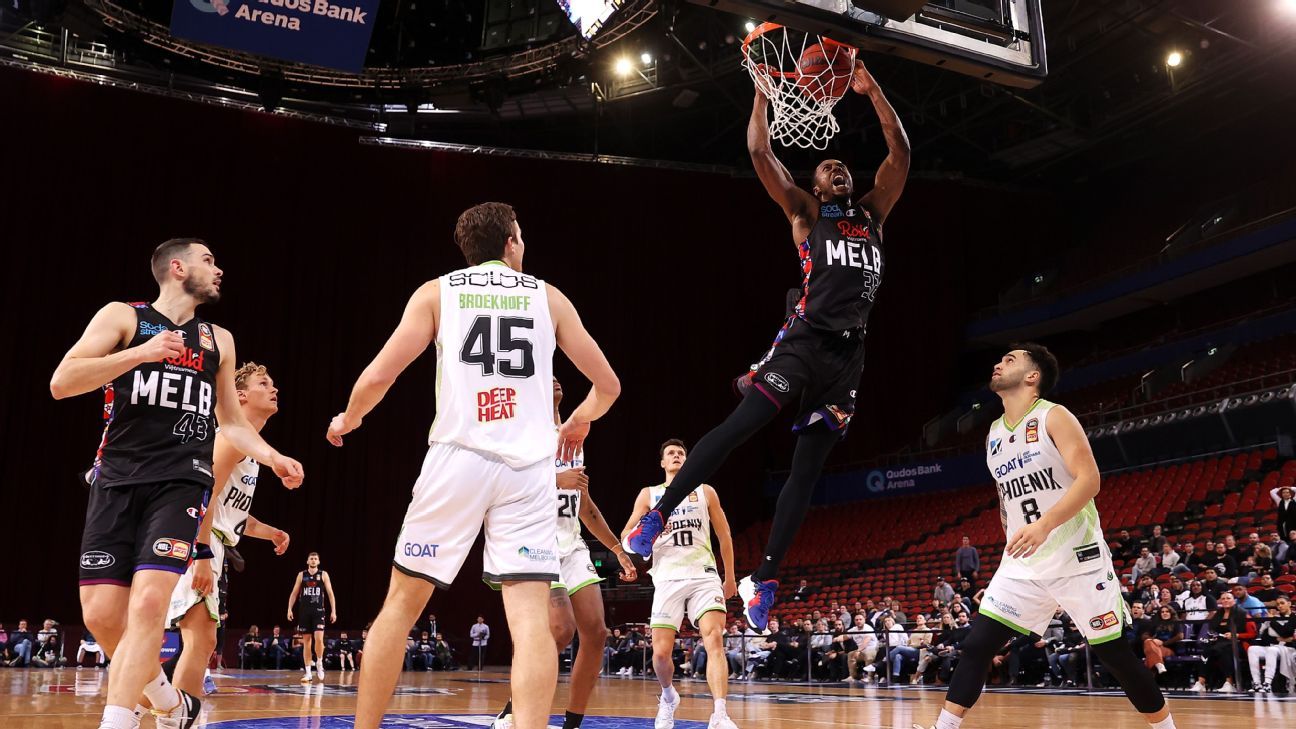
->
xmin=691 ymin=0 xmax=1047 ymax=88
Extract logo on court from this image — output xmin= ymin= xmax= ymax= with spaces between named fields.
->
xmin=80 ymin=551 xmax=116 ymax=570
xmin=197 ymin=714 xmax=707 ymax=728
xmin=763 ymin=372 xmax=790 ymax=393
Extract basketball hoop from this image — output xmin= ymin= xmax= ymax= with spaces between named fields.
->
xmin=742 ymin=23 xmax=858 ymax=150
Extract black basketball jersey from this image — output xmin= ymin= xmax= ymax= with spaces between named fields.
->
xmin=299 ymin=569 xmax=327 ymax=610
xmin=92 ymin=303 xmax=221 ymax=488
xmin=793 ymin=201 xmax=884 ymax=333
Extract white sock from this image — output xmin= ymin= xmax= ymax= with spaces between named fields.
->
xmin=99 ymin=705 xmax=137 ymax=729
xmin=936 ymin=709 xmax=964 ymax=729
xmin=204 ymin=668 xmax=211 ymax=678
xmin=661 ymin=685 xmax=678 ymax=703
xmin=305 ymin=665 xmax=314 ymax=678
xmin=713 ymin=698 xmax=727 ymax=716
xmin=141 ymin=670 xmax=179 ymax=714
xmin=1149 ymin=715 xmax=1177 ymax=729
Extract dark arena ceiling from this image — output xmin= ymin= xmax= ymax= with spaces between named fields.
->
xmin=4 ymin=0 xmax=1296 ymax=183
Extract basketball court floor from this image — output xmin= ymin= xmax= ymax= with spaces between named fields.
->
xmin=6 ymin=667 xmax=1291 ymax=728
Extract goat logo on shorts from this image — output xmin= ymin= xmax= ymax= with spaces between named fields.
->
xmin=81 ymin=551 xmax=116 ymax=570
xmin=763 ymin=372 xmax=791 ymax=393
xmin=1088 ymin=611 xmax=1119 ymax=630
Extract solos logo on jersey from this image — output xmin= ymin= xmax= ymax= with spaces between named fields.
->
xmin=477 ymin=387 xmax=517 ymax=423
xmin=198 ymin=323 xmax=215 ymax=352
xmin=1025 ymin=418 xmax=1039 ymax=444
xmin=763 ymin=372 xmax=790 ymax=393
xmin=1088 ymin=611 xmax=1119 ymax=631
xmin=153 ymin=538 xmax=191 ymax=561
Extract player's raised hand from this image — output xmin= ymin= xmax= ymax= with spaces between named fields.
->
xmin=138 ymin=330 xmax=185 ymax=362
xmin=271 ymin=454 xmax=304 ymax=488
xmin=850 ymin=59 xmax=879 ymax=96
xmin=615 ymin=550 xmax=638 ymax=582
xmin=326 ymin=413 xmax=361 ymax=447
xmin=271 ymin=529 xmax=291 ymax=555
xmin=1006 ymin=520 xmax=1052 ymax=559
xmin=557 ymin=418 xmax=590 ymax=463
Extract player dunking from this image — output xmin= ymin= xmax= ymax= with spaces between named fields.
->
xmin=326 ymin=202 xmax=621 ymax=729
xmin=914 ymin=344 xmax=1177 ymax=729
xmin=53 ymin=238 xmax=304 ymax=729
xmin=628 ymin=60 xmax=909 ymax=630
xmin=622 ymin=440 xmax=738 ymax=729
xmin=492 ymin=378 xmax=639 ymax=729
xmin=163 ymin=362 xmax=293 ymax=699
xmin=286 ymin=552 xmax=337 ymax=682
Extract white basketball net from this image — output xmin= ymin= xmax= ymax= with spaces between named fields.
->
xmin=742 ymin=23 xmax=857 ymax=150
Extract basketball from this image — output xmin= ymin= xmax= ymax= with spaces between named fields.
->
xmin=796 ymin=42 xmax=854 ymax=103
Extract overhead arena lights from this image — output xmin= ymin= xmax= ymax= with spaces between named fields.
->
xmin=1166 ymin=50 xmax=1183 ymax=68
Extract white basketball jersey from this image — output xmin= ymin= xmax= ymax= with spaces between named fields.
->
xmin=427 ymin=262 xmax=556 ymax=469
xmin=211 ymin=457 xmax=258 ymax=547
xmin=648 ymin=484 xmax=718 ymax=582
xmin=987 ymin=400 xmax=1109 ymax=579
xmin=556 ymin=447 xmax=586 ymax=558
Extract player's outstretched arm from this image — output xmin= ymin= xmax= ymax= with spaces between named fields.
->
xmin=705 ymin=484 xmax=738 ymax=599
xmin=1006 ymin=406 xmax=1100 ymax=559
xmin=748 ymin=91 xmax=816 ymax=231
xmin=579 ymin=490 xmax=637 ymax=581
xmin=850 ymin=61 xmax=910 ymax=225
xmin=212 ymin=328 xmax=304 ymax=488
xmin=50 ymin=302 xmax=181 ymax=399
xmin=243 ymin=516 xmax=290 ymax=555
xmin=549 ymin=284 xmax=621 ymax=460
xmin=328 ymin=280 xmax=440 ymax=446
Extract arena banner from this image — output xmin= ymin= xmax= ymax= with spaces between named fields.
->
xmin=772 ymin=452 xmax=990 ymax=504
xmin=170 ymin=0 xmax=381 ymax=73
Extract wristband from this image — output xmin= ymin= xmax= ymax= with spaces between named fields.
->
xmin=194 ymin=543 xmax=216 ymax=560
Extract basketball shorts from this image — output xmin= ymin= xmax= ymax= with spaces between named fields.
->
xmin=979 ymin=565 xmax=1129 ymax=644
xmin=166 ymin=538 xmax=226 ymax=627
xmin=650 ymin=576 xmax=727 ymax=632
xmin=297 ymin=606 xmax=327 ymax=634
xmin=551 ymin=546 xmax=605 ymax=595
xmin=79 ymin=480 xmax=209 ymax=585
xmin=394 ymin=442 xmax=559 ymax=589
xmin=739 ymin=316 xmax=866 ymax=434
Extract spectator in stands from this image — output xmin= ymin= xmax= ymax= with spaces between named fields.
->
xmin=1124 ymin=603 xmax=1149 ymax=652
xmin=955 ymin=577 xmax=976 ymax=611
xmin=1230 ymin=582 xmax=1268 ymax=618
xmin=77 ymin=630 xmax=106 ymax=668
xmin=1045 ymin=614 xmax=1085 ymax=687
xmin=743 ymin=624 xmax=773 ymax=679
xmin=337 ymin=632 xmax=357 ymax=671
xmin=411 ymin=631 xmax=435 ymax=671
xmin=1272 ymin=486 xmax=1295 ymax=540
xmin=1112 ymin=530 xmax=1133 ymax=564
xmin=852 ymin=601 xmax=865 ymax=622
xmin=1189 ymin=541 xmax=1215 ymax=576
xmin=1180 ymin=580 xmax=1216 ymax=641
xmin=266 ymin=625 xmax=295 ymax=670
xmin=1159 ymin=542 xmax=1185 ymax=576
xmin=36 ymin=619 xmax=58 ymax=646
xmin=1141 ymin=605 xmax=1182 ymax=675
xmin=1268 ymin=532 xmax=1290 ymax=567
xmin=3 ymin=620 xmax=32 ymax=667
xmin=1132 ymin=575 xmax=1158 ymax=606
xmin=808 ymin=618 xmax=833 ymax=679
xmin=1192 ymin=590 xmax=1254 ymax=693
xmin=608 ymin=628 xmax=632 ymax=675
xmin=817 ymin=619 xmax=852 ymax=682
xmin=1252 ymin=574 xmax=1283 ymax=610
xmin=1246 ymin=543 xmax=1274 ymax=579
xmin=1132 ymin=547 xmax=1158 ymax=584
xmin=907 ymin=613 xmax=935 ymax=684
xmin=888 ymin=599 xmax=908 ymax=626
xmin=931 ymin=611 xmax=973 ymax=684
xmin=433 ymin=632 xmax=456 ymax=670
xmin=864 ymin=599 xmax=883 ymax=624
xmin=419 ymin=613 xmax=439 ymax=640
xmin=1218 ymin=538 xmax=1241 ymax=576
xmin=1247 ymin=595 xmax=1294 ymax=694
xmin=241 ymin=626 xmax=264 ymax=669
xmin=469 ymin=616 xmax=489 ymax=670
xmin=1149 ymin=525 xmax=1167 ymax=554
xmin=933 ymin=576 xmax=955 ymax=606
xmin=30 ymin=634 xmax=62 ymax=668
xmin=881 ymin=615 xmax=914 ymax=683
xmin=724 ymin=623 xmax=746 ymax=678
xmin=625 ymin=628 xmax=650 ymax=677
xmin=1200 ymin=568 xmax=1228 ymax=598
xmin=792 ymin=579 xmax=813 ymax=602
xmin=844 ymin=614 xmax=878 ymax=684
xmin=954 ymin=537 xmax=979 ymax=582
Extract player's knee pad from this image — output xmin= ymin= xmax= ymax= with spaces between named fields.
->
xmin=1089 ymin=639 xmax=1166 ymax=714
